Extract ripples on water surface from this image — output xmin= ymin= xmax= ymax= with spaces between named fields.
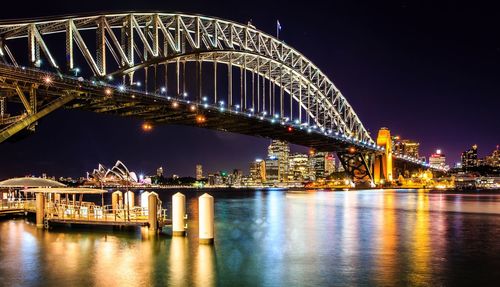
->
xmin=0 ymin=189 xmax=499 ymax=286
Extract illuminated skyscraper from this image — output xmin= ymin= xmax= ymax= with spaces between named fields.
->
xmin=429 ymin=149 xmax=447 ymax=169
xmin=265 ymin=157 xmax=279 ymax=183
xmin=250 ymin=159 xmax=266 ymax=183
xmin=267 ymin=140 xmax=290 ymax=182
xmin=461 ymin=145 xmax=478 ymax=171
xmin=196 ymin=164 xmax=203 ymax=180
xmin=288 ymin=153 xmax=310 ymax=181
xmin=394 ymin=138 xmax=420 ymax=158
xmin=309 ymin=152 xmax=333 ymax=179
xmin=325 ymin=153 xmax=336 ymax=176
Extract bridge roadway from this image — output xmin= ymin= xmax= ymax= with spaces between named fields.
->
xmin=0 ymin=63 xmax=380 ymax=154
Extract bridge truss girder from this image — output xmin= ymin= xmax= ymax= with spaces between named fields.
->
xmin=337 ymin=151 xmax=375 ymax=186
xmin=0 ymin=12 xmax=373 ymax=144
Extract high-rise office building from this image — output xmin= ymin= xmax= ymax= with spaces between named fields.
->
xmin=196 ymin=164 xmax=203 ymax=180
xmin=267 ymin=140 xmax=290 ymax=182
xmin=461 ymin=145 xmax=478 ymax=170
xmin=310 ymin=152 xmax=328 ymax=179
xmin=429 ymin=149 xmax=447 ymax=169
xmin=250 ymin=159 xmax=266 ymax=183
xmin=265 ymin=157 xmax=279 ymax=183
xmin=325 ymin=153 xmax=336 ymax=176
xmin=288 ymin=153 xmax=310 ymax=181
xmin=394 ymin=138 xmax=420 ymax=158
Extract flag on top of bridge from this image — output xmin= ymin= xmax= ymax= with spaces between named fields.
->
xmin=277 ymin=20 xmax=282 ymax=39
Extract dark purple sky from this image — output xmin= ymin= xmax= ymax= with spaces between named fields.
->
xmin=1 ymin=0 xmax=499 ymax=178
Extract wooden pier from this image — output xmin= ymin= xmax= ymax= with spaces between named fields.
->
xmin=1 ymin=189 xmax=170 ymax=231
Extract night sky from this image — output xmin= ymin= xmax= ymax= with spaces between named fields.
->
xmin=1 ymin=0 xmax=499 ymax=178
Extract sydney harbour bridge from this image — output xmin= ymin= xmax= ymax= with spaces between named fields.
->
xmin=0 ymin=12 xmax=437 ymax=186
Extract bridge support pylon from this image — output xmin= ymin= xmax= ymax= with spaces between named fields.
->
xmin=337 ymin=150 xmax=375 ymax=188
xmin=373 ymin=127 xmax=393 ymax=185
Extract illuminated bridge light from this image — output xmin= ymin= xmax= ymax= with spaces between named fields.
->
xmin=142 ymin=122 xmax=153 ymax=132
xmin=104 ymin=88 xmax=112 ymax=96
xmin=172 ymin=102 xmax=179 ymax=108
xmin=183 ymin=92 xmax=188 ymax=97
xmin=43 ymin=76 xmax=52 ymax=84
xmin=160 ymin=87 xmax=166 ymax=93
xmin=190 ymin=105 xmax=197 ymax=112
xmin=107 ymin=75 xmax=113 ymax=81
xmin=196 ymin=115 xmax=206 ymax=123
xmin=118 ymin=85 xmax=125 ymax=92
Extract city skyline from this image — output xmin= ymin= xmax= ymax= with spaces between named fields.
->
xmin=0 ymin=0 xmax=499 ymax=178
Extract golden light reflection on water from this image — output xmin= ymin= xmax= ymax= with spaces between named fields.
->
xmin=194 ymin=244 xmax=216 ymax=287
xmin=409 ymin=190 xmax=430 ymax=285
xmin=0 ymin=191 xmax=498 ymax=286
xmin=376 ymin=191 xmax=397 ymax=286
xmin=169 ymin=236 xmax=189 ymax=286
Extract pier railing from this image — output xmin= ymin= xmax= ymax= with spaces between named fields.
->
xmin=0 ymin=199 xmax=36 ymax=212
xmin=44 ymin=202 xmax=168 ymax=224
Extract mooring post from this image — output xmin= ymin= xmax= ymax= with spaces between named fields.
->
xmin=111 ymin=190 xmax=123 ymax=214
xmin=35 ymin=192 xmax=45 ymax=229
xmin=172 ymin=192 xmax=186 ymax=236
xmin=148 ymin=192 xmax=159 ymax=233
xmin=199 ymin=193 xmax=214 ymax=244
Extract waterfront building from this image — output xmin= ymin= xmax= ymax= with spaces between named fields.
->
xmin=325 ymin=153 xmax=336 ymax=176
xmin=87 ymin=160 xmax=140 ymax=185
xmin=231 ymin=169 xmax=243 ymax=186
xmin=484 ymin=145 xmax=500 ymax=168
xmin=310 ymin=152 xmax=332 ymax=179
xmin=196 ymin=164 xmax=203 ymax=180
xmin=265 ymin=157 xmax=279 ymax=183
xmin=249 ymin=159 xmax=266 ymax=183
xmin=267 ymin=140 xmax=290 ymax=182
xmin=288 ymin=153 xmax=310 ymax=181
xmin=208 ymin=173 xmax=224 ymax=186
xmin=429 ymin=149 xmax=447 ymax=169
xmin=461 ymin=145 xmax=478 ymax=171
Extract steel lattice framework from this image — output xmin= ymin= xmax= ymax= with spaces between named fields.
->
xmin=0 ymin=13 xmax=373 ymax=144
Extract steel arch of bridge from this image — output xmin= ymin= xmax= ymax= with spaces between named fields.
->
xmin=0 ymin=12 xmax=373 ymax=144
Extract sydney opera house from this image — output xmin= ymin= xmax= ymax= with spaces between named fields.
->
xmin=86 ymin=160 xmax=146 ymax=186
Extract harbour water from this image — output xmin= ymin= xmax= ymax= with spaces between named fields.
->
xmin=0 ymin=189 xmax=499 ymax=286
